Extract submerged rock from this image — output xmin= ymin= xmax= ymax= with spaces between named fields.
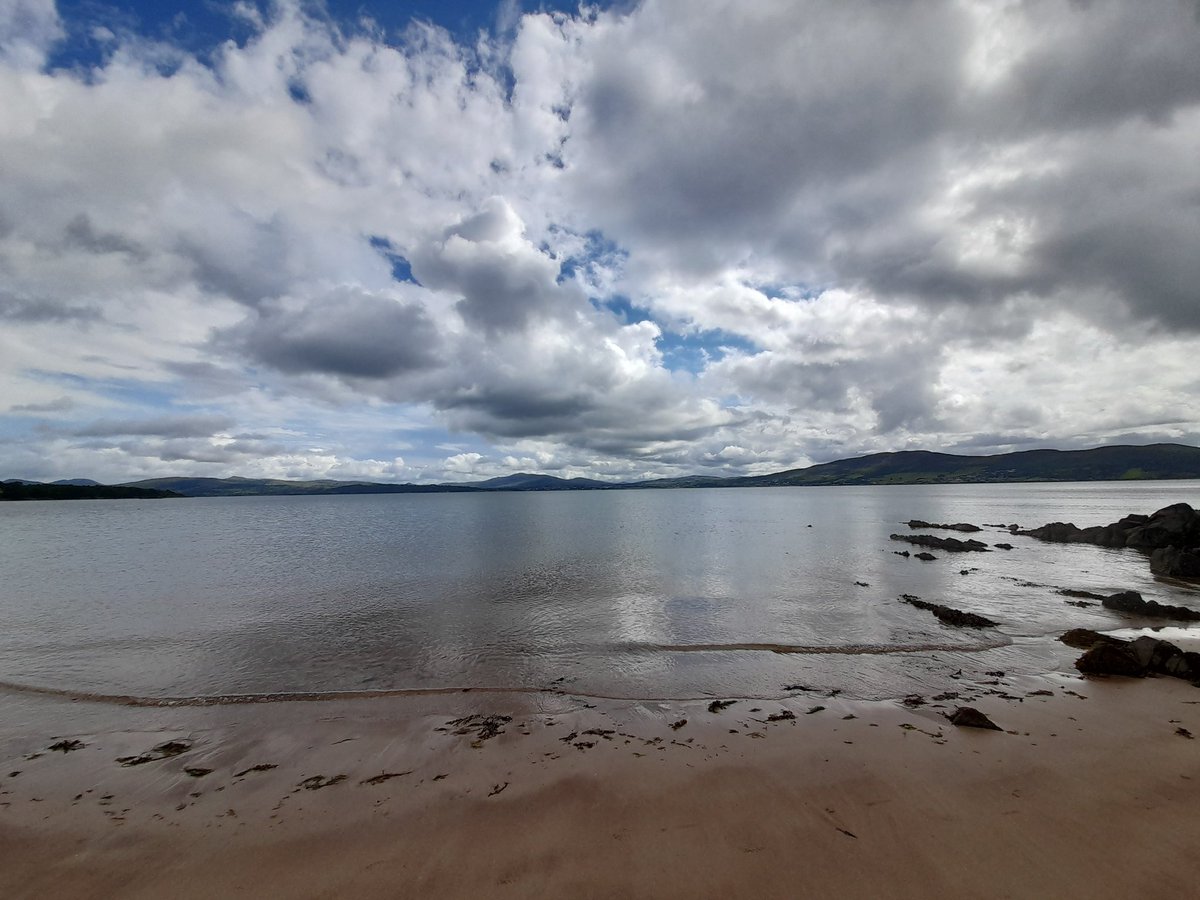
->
xmin=902 ymin=596 xmax=998 ymax=628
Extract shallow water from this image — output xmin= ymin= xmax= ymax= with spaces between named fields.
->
xmin=1 ymin=482 xmax=1198 ymax=702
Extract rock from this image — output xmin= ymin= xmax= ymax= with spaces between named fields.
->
xmin=1149 ymin=546 xmax=1200 ymax=579
xmin=1021 ymin=503 xmax=1200 ymax=582
xmin=707 ymin=700 xmax=736 ymax=713
xmin=993 ymin=542 xmax=1013 ymax=550
xmin=1057 ymin=628 xmax=1121 ymax=649
xmin=948 ymin=707 xmax=1002 ymax=730
xmin=893 ymin=550 xmax=911 ymax=558
xmin=1075 ymin=642 xmax=1147 ymax=678
xmin=907 ymin=520 xmax=982 ymax=533
xmin=902 ymin=596 xmax=997 ymax=628
xmin=1101 ymin=590 xmax=1200 ymax=621
xmin=1059 ymin=588 xmax=1105 ymax=600
xmin=914 ymin=552 xmax=937 ymax=561
xmin=890 ymin=534 xmax=991 ymax=553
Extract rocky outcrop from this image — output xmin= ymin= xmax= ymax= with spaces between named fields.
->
xmin=1100 ymin=590 xmax=1200 ymax=621
xmin=901 ymin=595 xmax=997 ymax=628
xmin=907 ymin=520 xmax=982 ymax=533
xmin=890 ymin=534 xmax=990 ymax=552
xmin=1020 ymin=503 xmax=1200 ymax=581
xmin=1059 ymin=629 xmax=1200 ymax=681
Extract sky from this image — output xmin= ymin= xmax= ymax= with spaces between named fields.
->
xmin=1 ymin=0 xmax=1198 ymax=485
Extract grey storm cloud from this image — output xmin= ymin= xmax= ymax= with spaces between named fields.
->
xmin=62 ymin=213 xmax=146 ymax=259
xmin=411 ymin=198 xmax=582 ymax=334
xmin=565 ymin=0 xmax=1200 ymax=329
xmin=234 ymin=288 xmax=441 ymax=380
xmin=0 ymin=291 xmax=103 ymax=323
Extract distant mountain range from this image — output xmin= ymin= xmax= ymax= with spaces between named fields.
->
xmin=4 ymin=443 xmax=1200 ymax=500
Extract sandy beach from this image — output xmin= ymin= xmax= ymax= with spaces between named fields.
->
xmin=3 ymin=662 xmax=1199 ymax=900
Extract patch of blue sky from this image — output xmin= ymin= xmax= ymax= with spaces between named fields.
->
xmin=555 ymin=228 xmax=627 ymax=286
xmin=749 ymin=280 xmax=827 ymax=302
xmin=368 ymin=235 xmax=419 ymax=284
xmin=594 ymin=294 xmax=653 ymax=325
xmin=46 ymin=2 xmax=623 ymax=74
xmin=656 ymin=328 xmax=758 ymax=375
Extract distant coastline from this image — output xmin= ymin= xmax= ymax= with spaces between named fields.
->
xmin=4 ymin=442 xmax=1200 ymax=500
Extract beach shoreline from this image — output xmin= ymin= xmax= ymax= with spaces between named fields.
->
xmin=3 ymin=665 xmax=1199 ymax=899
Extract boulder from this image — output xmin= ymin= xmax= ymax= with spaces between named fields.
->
xmin=1149 ymin=546 xmax=1200 ymax=579
xmin=948 ymin=707 xmax=1002 ymax=730
xmin=1058 ymin=628 xmax=1121 ymax=649
xmin=1075 ymin=642 xmax=1147 ymax=678
xmin=1101 ymin=590 xmax=1200 ymax=621
xmin=1021 ymin=503 xmax=1200 ymax=583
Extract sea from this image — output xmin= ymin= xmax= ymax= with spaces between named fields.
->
xmin=2 ymin=482 xmax=1198 ymax=705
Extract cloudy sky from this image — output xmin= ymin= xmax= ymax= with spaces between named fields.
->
xmin=1 ymin=0 xmax=1198 ymax=484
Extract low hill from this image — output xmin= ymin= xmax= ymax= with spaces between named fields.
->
xmin=11 ymin=443 xmax=1199 ymax=499
xmin=737 ymin=443 xmax=1200 ymax=487
xmin=0 ymin=482 xmax=180 ymax=501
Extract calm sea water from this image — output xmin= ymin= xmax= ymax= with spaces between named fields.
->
xmin=1 ymin=482 xmax=1198 ymax=702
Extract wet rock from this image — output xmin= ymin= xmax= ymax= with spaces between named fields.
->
xmin=1021 ymin=503 xmax=1200 ymax=582
xmin=890 ymin=534 xmax=991 ymax=553
xmin=893 ymin=550 xmax=910 ymax=558
xmin=1059 ymin=589 xmax=1105 ymax=600
xmin=1101 ymin=590 xmax=1200 ymax=621
xmin=907 ymin=520 xmax=982 ymax=533
xmin=669 ymin=719 xmax=687 ymax=730
xmin=902 ymin=695 xmax=925 ymax=707
xmin=993 ymin=543 xmax=1014 ymax=551
xmin=1075 ymin=642 xmax=1147 ymax=678
xmin=914 ymin=552 xmax=937 ymax=561
xmin=902 ymin=596 xmax=997 ymax=628
xmin=1150 ymin=546 xmax=1200 ymax=579
xmin=767 ymin=710 xmax=796 ymax=722
xmin=708 ymin=700 xmax=737 ymax=713
xmin=948 ymin=707 xmax=1002 ymax=731
xmin=1058 ymin=628 xmax=1120 ymax=650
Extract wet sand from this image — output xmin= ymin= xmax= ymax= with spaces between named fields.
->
xmin=3 ymin=665 xmax=1200 ymax=899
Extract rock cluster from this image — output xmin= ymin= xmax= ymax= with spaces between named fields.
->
xmin=1020 ymin=503 xmax=1200 ymax=580
xmin=890 ymin=534 xmax=991 ymax=553
xmin=1059 ymin=629 xmax=1200 ymax=681
xmin=1100 ymin=590 xmax=1200 ymax=621
xmin=906 ymin=520 xmax=982 ymax=533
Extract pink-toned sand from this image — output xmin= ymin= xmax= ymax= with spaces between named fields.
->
xmin=3 ymin=670 xmax=1199 ymax=899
